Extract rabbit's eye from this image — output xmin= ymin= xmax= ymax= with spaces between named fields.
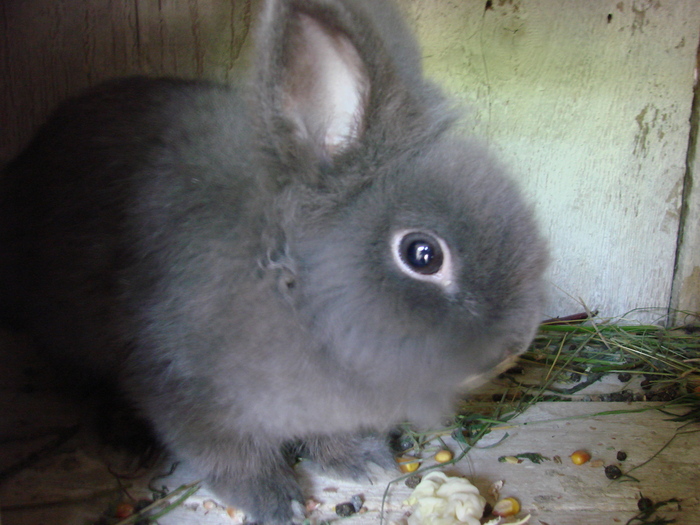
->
xmin=399 ymin=232 xmax=443 ymax=275
xmin=391 ymin=229 xmax=457 ymax=293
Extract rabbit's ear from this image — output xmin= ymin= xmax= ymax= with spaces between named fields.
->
xmin=280 ymin=12 xmax=369 ymax=155
xmin=256 ymin=1 xmax=371 ymax=162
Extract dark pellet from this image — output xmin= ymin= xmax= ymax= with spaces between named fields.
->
xmin=405 ymin=474 xmax=422 ymax=489
xmin=637 ymin=496 xmax=654 ymax=511
xmin=617 ymin=372 xmax=632 ymax=382
xmin=604 ymin=464 xmax=622 ymax=479
xmin=335 ymin=502 xmax=356 ymax=517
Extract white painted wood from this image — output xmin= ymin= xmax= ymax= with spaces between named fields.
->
xmin=150 ymin=402 xmax=699 ymax=524
xmin=399 ymin=0 xmax=700 ymax=322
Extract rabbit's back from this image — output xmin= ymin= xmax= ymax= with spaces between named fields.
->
xmin=0 ymin=77 xmax=262 ymax=378
xmin=0 ymin=75 xmax=405 ymax=437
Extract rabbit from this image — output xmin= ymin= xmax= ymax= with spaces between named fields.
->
xmin=0 ymin=0 xmax=548 ymax=523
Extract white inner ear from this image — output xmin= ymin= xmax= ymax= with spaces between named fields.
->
xmin=283 ymin=14 xmax=369 ymax=155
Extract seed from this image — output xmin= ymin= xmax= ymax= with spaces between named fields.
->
xmin=570 ymin=449 xmax=591 ymax=465
xmin=335 ymin=502 xmax=357 ymax=517
xmin=501 ymin=455 xmax=522 ymax=464
xmin=638 ymin=495 xmax=654 ymax=511
xmin=604 ymin=464 xmax=622 ymax=479
xmin=616 ymin=451 xmax=627 ymax=461
xmin=114 ymin=502 xmax=134 ymax=519
xmin=396 ymin=436 xmax=414 ymax=451
xmin=434 ymin=449 xmax=453 ymax=463
xmin=405 ymin=474 xmax=422 ymax=489
xmin=397 ymin=456 xmax=420 ymax=473
xmin=492 ymin=497 xmax=521 ymax=517
xmin=305 ymin=498 xmax=321 ymax=512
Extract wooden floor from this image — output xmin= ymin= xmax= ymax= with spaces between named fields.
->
xmin=0 ymin=327 xmax=698 ymax=525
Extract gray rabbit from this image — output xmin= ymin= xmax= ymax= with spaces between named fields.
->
xmin=0 ymin=0 xmax=548 ymax=523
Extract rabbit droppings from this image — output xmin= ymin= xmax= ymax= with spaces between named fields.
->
xmin=0 ymin=0 xmax=548 ymax=523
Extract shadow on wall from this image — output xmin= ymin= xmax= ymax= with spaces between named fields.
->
xmin=0 ymin=0 xmax=257 ymax=163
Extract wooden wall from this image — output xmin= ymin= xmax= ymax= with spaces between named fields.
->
xmin=404 ymin=0 xmax=700 ymax=323
xmin=0 ymin=0 xmax=256 ymax=162
xmin=1 ymin=0 xmax=699 ymax=324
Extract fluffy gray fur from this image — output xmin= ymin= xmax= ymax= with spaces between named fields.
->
xmin=0 ymin=0 xmax=548 ymax=523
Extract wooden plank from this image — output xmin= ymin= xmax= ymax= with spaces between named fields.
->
xmin=0 ymin=0 xmax=256 ymax=163
xmin=0 ymin=328 xmax=697 ymax=525
xmin=131 ymin=0 xmax=254 ymax=80
xmin=150 ymin=402 xmax=699 ymax=524
xmin=1 ymin=401 xmax=697 ymax=524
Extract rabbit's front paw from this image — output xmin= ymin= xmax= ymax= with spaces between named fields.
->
xmin=299 ymin=432 xmax=398 ymax=480
xmin=209 ymin=467 xmax=305 ymax=525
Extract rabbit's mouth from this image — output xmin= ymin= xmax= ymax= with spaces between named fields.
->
xmin=459 ymin=353 xmax=521 ymax=391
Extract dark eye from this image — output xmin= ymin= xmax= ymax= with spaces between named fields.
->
xmin=390 ymin=229 xmax=456 ymax=292
xmin=399 ymin=232 xmax=444 ymax=275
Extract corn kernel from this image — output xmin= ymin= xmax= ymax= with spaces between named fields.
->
xmin=570 ymin=449 xmax=591 ymax=465
xmin=397 ymin=456 xmax=420 ymax=473
xmin=502 ymin=455 xmax=522 ymax=464
xmin=434 ymin=449 xmax=453 ymax=463
xmin=492 ymin=497 xmax=521 ymax=517
xmin=114 ymin=502 xmax=134 ymax=519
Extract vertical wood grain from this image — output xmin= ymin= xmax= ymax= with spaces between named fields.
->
xmin=0 ymin=0 xmax=255 ymax=163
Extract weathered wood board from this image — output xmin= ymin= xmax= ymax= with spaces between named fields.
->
xmin=671 ymin=71 xmax=700 ymax=320
xmin=1 ymin=327 xmax=698 ymax=525
xmin=402 ymin=0 xmax=700 ymax=322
